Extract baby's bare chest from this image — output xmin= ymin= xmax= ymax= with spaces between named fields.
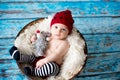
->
xmin=45 ymin=40 xmax=62 ymax=56
xmin=48 ymin=40 xmax=60 ymax=50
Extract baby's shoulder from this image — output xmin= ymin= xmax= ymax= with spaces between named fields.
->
xmin=59 ymin=40 xmax=69 ymax=47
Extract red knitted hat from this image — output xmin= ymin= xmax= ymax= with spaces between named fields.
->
xmin=50 ymin=10 xmax=74 ymax=34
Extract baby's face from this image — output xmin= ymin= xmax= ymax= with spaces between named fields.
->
xmin=50 ymin=23 xmax=69 ymax=40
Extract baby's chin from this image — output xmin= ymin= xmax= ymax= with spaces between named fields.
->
xmin=54 ymin=37 xmax=66 ymax=40
xmin=51 ymin=35 xmax=66 ymax=40
xmin=53 ymin=37 xmax=61 ymax=40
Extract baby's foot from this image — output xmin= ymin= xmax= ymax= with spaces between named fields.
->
xmin=24 ymin=66 xmax=43 ymax=77
xmin=9 ymin=46 xmax=35 ymax=63
xmin=24 ymin=62 xmax=59 ymax=77
xmin=24 ymin=66 xmax=48 ymax=78
xmin=9 ymin=46 xmax=20 ymax=61
xmin=24 ymin=67 xmax=32 ymax=75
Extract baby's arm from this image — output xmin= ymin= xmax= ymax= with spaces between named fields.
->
xmin=36 ymin=40 xmax=69 ymax=68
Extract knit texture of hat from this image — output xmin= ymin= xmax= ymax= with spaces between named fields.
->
xmin=50 ymin=10 xmax=74 ymax=34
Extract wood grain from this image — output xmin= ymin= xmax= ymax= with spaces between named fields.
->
xmin=0 ymin=0 xmax=120 ymax=80
xmin=0 ymin=2 xmax=120 ymax=19
xmin=0 ymin=51 xmax=120 ymax=79
xmin=0 ymin=17 xmax=120 ymax=38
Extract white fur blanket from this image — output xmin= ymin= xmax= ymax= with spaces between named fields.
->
xmin=14 ymin=17 xmax=87 ymax=80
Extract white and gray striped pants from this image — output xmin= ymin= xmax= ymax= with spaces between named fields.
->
xmin=32 ymin=62 xmax=60 ymax=77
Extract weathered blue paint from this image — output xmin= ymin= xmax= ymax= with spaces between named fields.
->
xmin=1 ymin=0 xmax=120 ymax=2
xmin=0 ymin=2 xmax=120 ymax=19
xmin=0 ymin=34 xmax=120 ymax=55
xmin=85 ymin=34 xmax=120 ymax=53
xmin=75 ymin=72 xmax=120 ymax=80
xmin=1 ymin=51 xmax=120 ymax=75
xmin=0 ymin=17 xmax=120 ymax=38
xmin=0 ymin=0 xmax=120 ymax=80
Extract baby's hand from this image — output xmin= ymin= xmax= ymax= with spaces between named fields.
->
xmin=36 ymin=59 xmax=47 ymax=68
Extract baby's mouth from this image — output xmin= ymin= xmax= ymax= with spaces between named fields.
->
xmin=55 ymin=34 xmax=60 ymax=36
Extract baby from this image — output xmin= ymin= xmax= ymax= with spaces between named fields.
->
xmin=9 ymin=10 xmax=74 ymax=78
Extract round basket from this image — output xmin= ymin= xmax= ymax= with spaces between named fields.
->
xmin=14 ymin=17 xmax=87 ymax=80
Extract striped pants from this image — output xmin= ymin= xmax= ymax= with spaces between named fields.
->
xmin=31 ymin=62 xmax=60 ymax=77
xmin=29 ymin=56 xmax=60 ymax=77
xmin=9 ymin=46 xmax=60 ymax=77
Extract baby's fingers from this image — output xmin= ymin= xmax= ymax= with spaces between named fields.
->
xmin=36 ymin=62 xmax=42 ymax=68
xmin=36 ymin=63 xmax=40 ymax=68
xmin=35 ymin=65 xmax=39 ymax=68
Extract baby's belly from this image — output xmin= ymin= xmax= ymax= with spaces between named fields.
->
xmin=55 ymin=59 xmax=63 ymax=65
xmin=45 ymin=53 xmax=63 ymax=65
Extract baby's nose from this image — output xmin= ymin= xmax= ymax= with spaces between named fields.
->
xmin=56 ymin=29 xmax=61 ymax=33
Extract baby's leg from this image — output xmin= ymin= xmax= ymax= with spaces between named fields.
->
xmin=9 ymin=46 xmax=35 ymax=63
xmin=24 ymin=62 xmax=60 ymax=77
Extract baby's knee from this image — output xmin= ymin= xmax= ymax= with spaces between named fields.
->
xmin=45 ymin=62 xmax=60 ymax=76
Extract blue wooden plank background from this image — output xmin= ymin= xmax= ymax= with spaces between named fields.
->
xmin=0 ymin=0 xmax=120 ymax=80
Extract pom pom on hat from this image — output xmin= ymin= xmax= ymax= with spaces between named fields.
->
xmin=50 ymin=10 xmax=74 ymax=34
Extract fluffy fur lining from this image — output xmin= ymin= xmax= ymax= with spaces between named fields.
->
xmin=14 ymin=16 xmax=87 ymax=80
